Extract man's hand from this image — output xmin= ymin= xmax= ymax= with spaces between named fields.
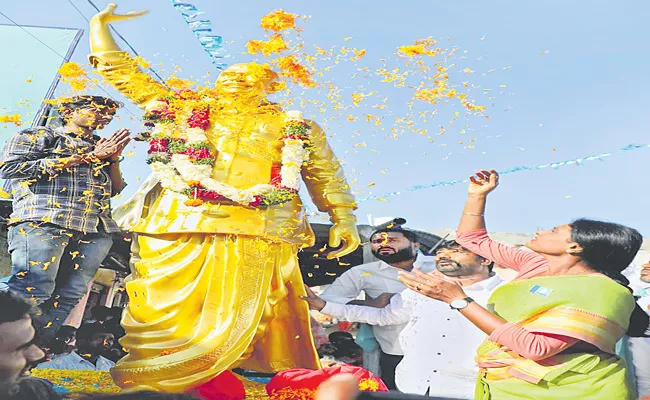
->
xmin=91 ymin=3 xmax=148 ymax=27
xmin=92 ymin=129 xmax=131 ymax=160
xmin=108 ymin=140 xmax=129 ymax=162
xmin=640 ymin=261 xmax=650 ymax=283
xmin=301 ymin=285 xmax=326 ymax=311
xmin=315 ymin=374 xmax=359 ymax=400
xmin=327 ymin=220 xmax=361 ymax=260
xmin=398 ymin=269 xmax=467 ymax=304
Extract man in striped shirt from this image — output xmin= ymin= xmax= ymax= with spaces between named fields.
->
xmin=0 ymin=96 xmax=130 ymax=345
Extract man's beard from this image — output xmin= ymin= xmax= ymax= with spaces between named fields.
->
xmin=436 ymin=258 xmax=475 ymax=276
xmin=372 ymin=247 xmax=416 ymax=264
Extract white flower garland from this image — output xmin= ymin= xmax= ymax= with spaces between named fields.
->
xmin=149 ymin=110 xmax=311 ymax=207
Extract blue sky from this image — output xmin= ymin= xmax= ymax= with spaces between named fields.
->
xmin=3 ymin=0 xmax=650 ymax=235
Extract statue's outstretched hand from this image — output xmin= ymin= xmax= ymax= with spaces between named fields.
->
xmin=92 ymin=3 xmax=148 ymax=26
xmin=326 ymin=220 xmax=361 ymax=260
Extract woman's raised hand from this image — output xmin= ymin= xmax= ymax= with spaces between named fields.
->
xmin=468 ymin=169 xmax=499 ymax=197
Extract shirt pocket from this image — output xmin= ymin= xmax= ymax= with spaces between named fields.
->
xmin=12 ymin=180 xmax=35 ymax=202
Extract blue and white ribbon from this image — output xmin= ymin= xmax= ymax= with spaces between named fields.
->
xmin=170 ymin=1 xmax=228 ymax=70
xmin=358 ymin=143 xmax=650 ymax=202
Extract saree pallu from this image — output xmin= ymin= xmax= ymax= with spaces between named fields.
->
xmin=475 ymin=275 xmax=636 ymax=400
xmin=110 ymin=233 xmax=321 ymax=392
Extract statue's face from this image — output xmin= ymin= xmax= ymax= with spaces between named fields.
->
xmin=215 ymin=63 xmax=278 ymax=99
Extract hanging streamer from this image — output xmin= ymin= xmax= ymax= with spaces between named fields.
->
xmin=358 ymin=143 xmax=650 ymax=203
xmin=169 ymin=1 xmax=228 ymax=70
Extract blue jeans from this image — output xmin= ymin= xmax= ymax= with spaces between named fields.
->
xmin=7 ymin=222 xmax=113 ymax=343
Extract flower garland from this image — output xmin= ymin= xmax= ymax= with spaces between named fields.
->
xmin=30 ymin=369 xmax=121 ymax=394
xmin=266 ymin=366 xmax=388 ymax=400
xmin=267 ymin=378 xmax=382 ymax=400
xmin=144 ymin=90 xmax=312 ymax=208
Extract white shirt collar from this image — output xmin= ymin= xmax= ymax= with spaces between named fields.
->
xmin=414 ymin=254 xmax=436 ymax=268
xmin=463 ymin=273 xmax=502 ymax=292
xmin=377 ymin=252 xmax=434 ymax=271
xmin=70 ymin=351 xmax=112 ymax=366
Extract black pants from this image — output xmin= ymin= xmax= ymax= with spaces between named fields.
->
xmin=379 ymin=351 xmax=403 ymax=390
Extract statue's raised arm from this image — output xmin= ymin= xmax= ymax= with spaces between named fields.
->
xmin=89 ymin=3 xmax=169 ymax=108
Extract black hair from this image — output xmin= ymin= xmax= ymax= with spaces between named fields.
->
xmin=437 ymin=240 xmax=494 ymax=272
xmin=0 ymin=291 xmax=36 ymax=324
xmin=320 ymin=332 xmax=363 ymax=361
xmin=317 ymin=342 xmax=338 ymax=358
xmin=55 ymin=325 xmax=77 ymax=339
xmin=108 ymin=307 xmax=123 ymax=319
xmin=370 ymin=227 xmax=418 ymax=243
xmin=58 ymin=96 xmax=121 ymax=126
xmin=569 ymin=218 xmax=649 ymax=337
xmin=91 ymin=305 xmax=111 ymax=321
xmin=76 ymin=323 xmax=112 ymax=342
xmin=328 ymin=331 xmax=354 ymax=343
xmin=49 ymin=325 xmax=77 ymax=355
xmin=59 ymin=96 xmax=122 ymax=112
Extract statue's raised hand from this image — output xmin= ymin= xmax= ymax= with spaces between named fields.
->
xmin=92 ymin=3 xmax=148 ymax=26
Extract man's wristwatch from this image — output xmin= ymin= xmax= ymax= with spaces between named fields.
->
xmin=449 ymin=297 xmax=474 ymax=311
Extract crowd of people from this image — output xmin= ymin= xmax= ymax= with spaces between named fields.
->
xmin=304 ymin=170 xmax=650 ymax=399
xmin=36 ymin=308 xmax=124 ymax=371
xmin=0 ymin=93 xmax=648 ymax=400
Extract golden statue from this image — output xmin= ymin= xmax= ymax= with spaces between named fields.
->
xmin=89 ymin=3 xmax=360 ymax=393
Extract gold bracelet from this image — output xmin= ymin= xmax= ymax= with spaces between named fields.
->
xmin=463 ymin=212 xmax=485 ymax=217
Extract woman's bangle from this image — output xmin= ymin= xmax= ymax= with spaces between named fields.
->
xmin=463 ymin=212 xmax=485 ymax=217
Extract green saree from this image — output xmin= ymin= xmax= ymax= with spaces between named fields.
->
xmin=475 ymin=275 xmax=635 ymax=400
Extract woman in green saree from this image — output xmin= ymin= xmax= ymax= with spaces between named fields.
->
xmin=399 ymin=169 xmax=649 ymax=400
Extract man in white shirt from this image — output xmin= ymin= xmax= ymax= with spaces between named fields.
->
xmin=36 ymin=323 xmax=115 ymax=371
xmin=303 ymin=241 xmax=502 ymax=399
xmin=318 ymin=227 xmax=435 ymax=389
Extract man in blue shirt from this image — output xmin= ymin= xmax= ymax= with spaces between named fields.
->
xmin=36 ymin=323 xmax=115 ymax=371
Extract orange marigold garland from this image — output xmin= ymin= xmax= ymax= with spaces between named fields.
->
xmin=30 ymin=369 xmax=121 ymax=394
xmin=269 ymin=387 xmax=316 ymax=400
xmin=266 ymin=366 xmax=388 ymax=399
xmin=358 ymin=378 xmax=380 ymax=392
